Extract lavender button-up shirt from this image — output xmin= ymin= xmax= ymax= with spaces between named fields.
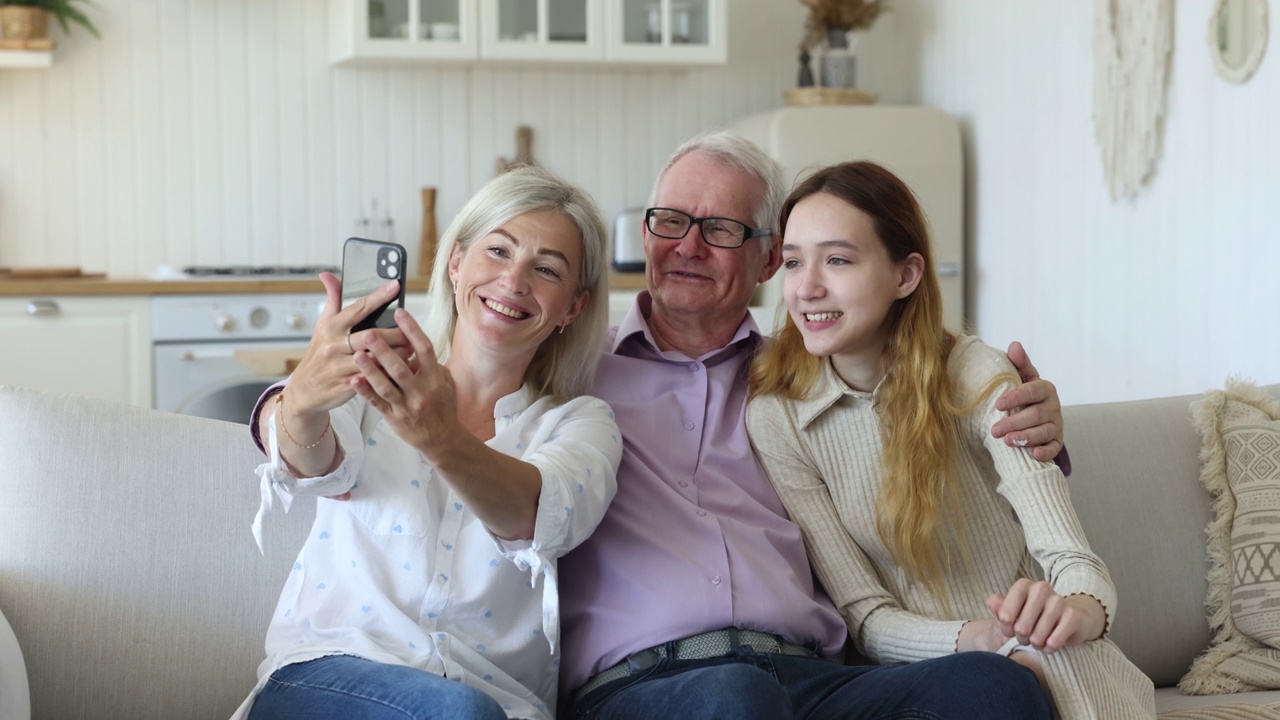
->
xmin=558 ymin=293 xmax=848 ymax=693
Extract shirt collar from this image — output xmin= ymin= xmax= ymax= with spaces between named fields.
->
xmin=494 ymin=383 xmax=538 ymax=420
xmin=611 ymin=291 xmax=763 ymax=360
xmin=795 ymin=358 xmax=879 ymax=429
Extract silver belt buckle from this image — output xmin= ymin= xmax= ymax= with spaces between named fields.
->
xmin=626 ymin=647 xmax=661 ymax=672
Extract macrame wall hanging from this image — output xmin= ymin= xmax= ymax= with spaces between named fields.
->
xmin=1092 ymin=0 xmax=1175 ymax=201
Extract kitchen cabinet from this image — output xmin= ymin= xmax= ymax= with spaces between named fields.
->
xmin=330 ymin=0 xmax=480 ymax=64
xmin=0 ymin=296 xmax=152 ymax=407
xmin=480 ymin=0 xmax=603 ymax=62
xmin=605 ymin=0 xmax=725 ymax=65
xmin=330 ymin=0 xmax=724 ymax=66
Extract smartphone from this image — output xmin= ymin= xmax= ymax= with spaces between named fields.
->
xmin=341 ymin=237 xmax=407 ymax=333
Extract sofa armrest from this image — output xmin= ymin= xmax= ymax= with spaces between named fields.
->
xmin=0 ymin=605 xmax=30 ymax=720
xmin=0 ymin=385 xmax=314 ymax=719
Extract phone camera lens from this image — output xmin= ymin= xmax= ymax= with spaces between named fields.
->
xmin=387 ymin=250 xmax=400 ymax=263
xmin=387 ymin=265 xmax=399 ymax=278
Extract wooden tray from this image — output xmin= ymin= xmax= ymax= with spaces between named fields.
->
xmin=784 ymin=87 xmax=878 ymax=106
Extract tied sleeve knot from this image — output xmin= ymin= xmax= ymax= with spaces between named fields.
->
xmin=252 ymin=411 xmax=296 ymax=554
xmin=509 ymin=548 xmax=559 ymax=654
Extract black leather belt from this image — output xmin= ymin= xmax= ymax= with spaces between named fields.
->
xmin=573 ymin=628 xmax=815 ymax=705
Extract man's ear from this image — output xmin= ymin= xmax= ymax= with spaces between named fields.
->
xmin=896 ymin=253 xmax=925 ymax=299
xmin=758 ymin=236 xmax=783 ymax=284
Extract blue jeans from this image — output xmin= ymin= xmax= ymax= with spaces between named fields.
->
xmin=565 ymin=648 xmax=1051 ymax=720
xmin=248 ymin=655 xmax=508 ymax=720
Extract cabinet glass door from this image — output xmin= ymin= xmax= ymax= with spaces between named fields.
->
xmin=483 ymin=0 xmax=601 ymax=61
xmin=610 ymin=0 xmax=723 ymax=63
xmin=418 ymin=0 xmax=464 ymax=43
xmin=339 ymin=0 xmax=476 ymax=62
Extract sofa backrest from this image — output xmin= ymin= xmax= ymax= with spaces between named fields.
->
xmin=0 ymin=386 xmax=313 ymax=720
xmin=1062 ymin=383 xmax=1280 ymax=688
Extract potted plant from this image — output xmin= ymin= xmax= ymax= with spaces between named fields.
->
xmin=798 ymin=0 xmax=886 ymax=88
xmin=0 ymin=0 xmax=99 ymax=42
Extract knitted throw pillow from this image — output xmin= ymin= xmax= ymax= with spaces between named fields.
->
xmin=1181 ymin=379 xmax=1280 ymax=694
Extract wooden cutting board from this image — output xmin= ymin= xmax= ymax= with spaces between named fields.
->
xmin=233 ymin=347 xmax=304 ymax=376
xmin=0 ymin=267 xmax=106 ymax=280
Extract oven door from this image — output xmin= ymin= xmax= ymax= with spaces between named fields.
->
xmin=153 ymin=340 xmax=309 ymax=424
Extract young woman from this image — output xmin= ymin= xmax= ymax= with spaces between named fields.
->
xmin=235 ymin=165 xmax=622 ymax=720
xmin=745 ymin=161 xmax=1154 ymax=719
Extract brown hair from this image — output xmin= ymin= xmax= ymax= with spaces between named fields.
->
xmin=750 ymin=161 xmax=1006 ymax=611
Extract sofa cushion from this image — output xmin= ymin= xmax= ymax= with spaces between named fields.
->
xmin=1180 ymin=380 xmax=1280 ymax=695
xmin=0 ymin=386 xmax=313 ymax=719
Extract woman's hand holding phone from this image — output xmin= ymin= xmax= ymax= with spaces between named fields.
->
xmin=285 ymin=273 xmax=410 ymax=409
xmin=350 ymin=307 xmax=462 ymax=465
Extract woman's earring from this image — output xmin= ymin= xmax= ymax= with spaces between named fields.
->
xmin=558 ymin=325 xmax=566 ymax=335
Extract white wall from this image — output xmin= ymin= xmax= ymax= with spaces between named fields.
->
xmin=0 ymin=0 xmax=803 ymax=276
xmin=855 ymin=1 xmax=1280 ymax=403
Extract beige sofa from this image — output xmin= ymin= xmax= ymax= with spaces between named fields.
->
xmin=1 ymin=384 xmax=1279 ymax=719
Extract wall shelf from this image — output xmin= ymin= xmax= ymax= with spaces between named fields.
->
xmin=0 ymin=50 xmax=52 ymax=69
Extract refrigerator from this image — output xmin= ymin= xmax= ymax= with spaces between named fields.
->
xmin=725 ymin=106 xmax=966 ymax=334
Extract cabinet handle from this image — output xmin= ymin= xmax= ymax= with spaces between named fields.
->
xmin=937 ymin=262 xmax=961 ymax=277
xmin=25 ymin=300 xmax=60 ymax=317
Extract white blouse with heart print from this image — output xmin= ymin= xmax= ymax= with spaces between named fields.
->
xmin=233 ymin=385 xmax=621 ymax=720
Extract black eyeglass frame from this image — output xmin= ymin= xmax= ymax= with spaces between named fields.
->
xmin=643 ymin=207 xmax=774 ymax=249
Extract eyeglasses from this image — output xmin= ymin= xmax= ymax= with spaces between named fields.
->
xmin=644 ymin=207 xmax=773 ymax=249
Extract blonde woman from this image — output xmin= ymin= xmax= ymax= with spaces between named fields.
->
xmin=237 ymin=166 xmax=621 ymax=720
xmin=745 ymin=161 xmax=1154 ymax=719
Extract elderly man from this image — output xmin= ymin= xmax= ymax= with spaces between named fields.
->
xmin=558 ymin=132 xmax=1063 ymax=719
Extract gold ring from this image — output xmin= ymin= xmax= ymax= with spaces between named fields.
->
xmin=345 ymin=335 xmax=355 ymax=354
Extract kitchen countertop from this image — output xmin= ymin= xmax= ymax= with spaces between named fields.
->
xmin=0 ymin=271 xmax=647 ymax=297
xmin=0 ymin=276 xmax=434 ymax=297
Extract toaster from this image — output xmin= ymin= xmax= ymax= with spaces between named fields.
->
xmin=612 ymin=208 xmax=647 ymax=273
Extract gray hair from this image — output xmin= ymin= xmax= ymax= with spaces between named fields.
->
xmin=420 ymin=165 xmax=609 ymax=402
xmin=649 ymin=131 xmax=787 ymax=249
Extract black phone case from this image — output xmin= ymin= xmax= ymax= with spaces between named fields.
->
xmin=341 ymin=237 xmax=407 ymax=333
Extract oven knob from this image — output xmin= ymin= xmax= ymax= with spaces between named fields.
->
xmin=249 ymin=307 xmax=270 ymax=328
xmin=284 ymin=313 xmax=306 ymax=331
xmin=215 ymin=313 xmax=236 ymax=332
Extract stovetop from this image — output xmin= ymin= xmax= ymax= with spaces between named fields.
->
xmin=181 ymin=264 xmax=340 ymax=278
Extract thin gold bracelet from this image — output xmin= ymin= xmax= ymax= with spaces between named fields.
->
xmin=276 ymin=392 xmax=331 ymax=449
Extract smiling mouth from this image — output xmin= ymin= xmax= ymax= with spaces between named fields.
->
xmin=804 ymin=311 xmax=843 ymax=322
xmin=484 ymin=298 xmax=530 ymax=320
xmin=664 ymin=265 xmax=709 ymax=279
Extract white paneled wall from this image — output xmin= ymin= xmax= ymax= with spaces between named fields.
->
xmin=857 ymin=1 xmax=1280 ymax=404
xmin=7 ymin=1 xmax=1274 ymax=405
xmin=0 ymin=0 xmax=802 ymax=276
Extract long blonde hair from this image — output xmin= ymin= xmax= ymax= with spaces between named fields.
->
xmin=750 ymin=161 xmax=1005 ymax=609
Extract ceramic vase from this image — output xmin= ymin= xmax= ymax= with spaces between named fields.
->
xmin=821 ymin=29 xmax=860 ymax=88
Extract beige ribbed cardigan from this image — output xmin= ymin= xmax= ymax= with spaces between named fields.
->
xmin=746 ymin=337 xmax=1155 ymax=719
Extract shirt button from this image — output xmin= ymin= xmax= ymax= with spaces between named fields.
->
xmin=711 ymin=575 xmax=722 ymax=585
xmin=696 ymin=509 xmax=707 ymax=517
xmin=688 ymin=363 xmax=700 ymax=372
xmin=678 ymin=481 xmax=689 ymax=488
xmin=683 ymin=420 xmax=695 ymax=431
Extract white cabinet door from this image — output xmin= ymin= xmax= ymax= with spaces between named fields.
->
xmin=0 ymin=296 xmax=152 ymax=407
xmin=481 ymin=0 xmax=604 ymax=61
xmin=331 ymin=0 xmax=480 ymax=64
xmin=604 ymin=0 xmax=726 ymax=65
xmin=333 ymin=0 xmax=725 ymax=66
